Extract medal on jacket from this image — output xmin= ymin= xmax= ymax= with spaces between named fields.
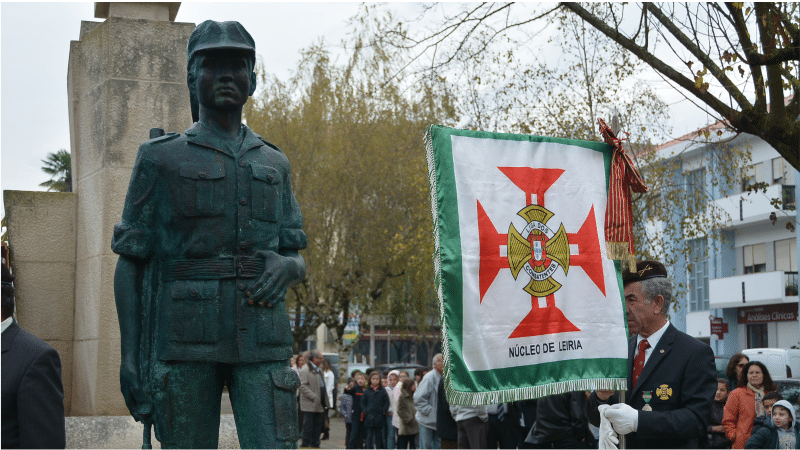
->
xmin=642 ymin=391 xmax=652 ymax=411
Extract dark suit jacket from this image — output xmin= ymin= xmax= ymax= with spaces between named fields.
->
xmin=2 ymin=321 xmax=66 ymax=448
xmin=589 ymin=323 xmax=716 ymax=449
xmin=436 ymin=376 xmax=458 ymax=441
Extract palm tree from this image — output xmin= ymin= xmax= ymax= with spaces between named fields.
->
xmin=39 ymin=149 xmax=72 ymax=192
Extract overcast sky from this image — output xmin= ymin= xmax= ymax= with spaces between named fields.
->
xmin=1 ymin=2 xmax=713 ymax=215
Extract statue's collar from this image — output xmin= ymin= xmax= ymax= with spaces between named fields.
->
xmin=184 ymin=122 xmax=264 ymax=157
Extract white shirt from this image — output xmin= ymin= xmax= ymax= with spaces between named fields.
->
xmin=1 ymin=316 xmax=12 ymax=333
xmin=636 ymin=320 xmax=670 ymax=367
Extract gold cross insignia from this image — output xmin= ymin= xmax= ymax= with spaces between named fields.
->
xmin=637 ymin=265 xmax=653 ymax=277
xmin=656 ymin=384 xmax=672 ymax=400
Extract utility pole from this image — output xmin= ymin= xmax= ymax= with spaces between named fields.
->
xmin=369 ymin=323 xmax=375 ymax=367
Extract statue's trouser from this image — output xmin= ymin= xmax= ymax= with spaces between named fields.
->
xmin=150 ymin=360 xmax=299 ymax=449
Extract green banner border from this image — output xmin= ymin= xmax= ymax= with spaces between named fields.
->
xmin=424 ymin=125 xmax=629 ymax=405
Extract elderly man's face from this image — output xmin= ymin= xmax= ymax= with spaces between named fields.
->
xmin=434 ymin=356 xmax=444 ymax=374
xmin=194 ymin=51 xmax=252 ymax=111
xmin=312 ymin=354 xmax=323 ymax=367
xmin=624 ymin=281 xmax=663 ymax=337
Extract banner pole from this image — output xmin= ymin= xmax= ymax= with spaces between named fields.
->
xmin=619 ymin=390 xmax=626 ymax=450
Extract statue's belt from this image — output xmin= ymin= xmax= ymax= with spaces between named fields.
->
xmin=161 ymin=256 xmax=265 ymax=281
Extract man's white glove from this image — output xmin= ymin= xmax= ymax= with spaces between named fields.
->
xmin=603 ymin=403 xmax=639 ymax=435
xmin=597 ymin=404 xmax=619 ymax=450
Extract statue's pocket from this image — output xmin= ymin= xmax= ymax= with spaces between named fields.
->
xmin=255 ymin=302 xmax=292 ymax=346
xmin=270 ymin=366 xmax=301 ymax=442
xmin=170 ymin=280 xmax=220 ymax=343
xmin=250 ymin=164 xmax=282 ymax=223
xmin=179 ymin=161 xmax=225 ymax=217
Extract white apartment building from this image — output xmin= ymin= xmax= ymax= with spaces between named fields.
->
xmin=651 ymin=127 xmax=799 ymax=356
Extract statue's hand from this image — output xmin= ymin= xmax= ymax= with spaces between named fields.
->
xmin=247 ymin=250 xmax=292 ymax=307
xmin=120 ymin=356 xmax=149 ymax=422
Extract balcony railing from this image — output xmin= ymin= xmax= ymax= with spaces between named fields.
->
xmin=786 ymin=271 xmax=798 ymax=296
xmin=713 ymin=184 xmax=796 ymax=225
xmin=710 ymin=270 xmax=798 ymax=309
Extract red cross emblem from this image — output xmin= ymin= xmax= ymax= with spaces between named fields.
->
xmin=477 ymin=167 xmax=607 ymax=338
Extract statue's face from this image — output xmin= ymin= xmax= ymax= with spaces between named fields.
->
xmin=194 ymin=51 xmax=252 ymax=111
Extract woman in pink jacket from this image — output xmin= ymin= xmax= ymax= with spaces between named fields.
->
xmin=722 ymin=361 xmax=776 ymax=448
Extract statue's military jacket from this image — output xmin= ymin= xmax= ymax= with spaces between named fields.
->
xmin=112 ymin=123 xmax=306 ymax=363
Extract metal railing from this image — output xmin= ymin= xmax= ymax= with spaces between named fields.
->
xmin=785 ymin=271 xmax=798 ymax=296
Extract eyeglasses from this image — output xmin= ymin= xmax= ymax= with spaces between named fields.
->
xmin=737 ymin=363 xmax=747 ymax=367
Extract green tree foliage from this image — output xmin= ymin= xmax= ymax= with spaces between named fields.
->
xmin=39 ymin=149 xmax=72 ymax=192
xmin=244 ymin=10 xmax=454 ymax=370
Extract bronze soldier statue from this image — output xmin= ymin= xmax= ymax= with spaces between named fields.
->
xmin=112 ymin=20 xmax=306 ymax=448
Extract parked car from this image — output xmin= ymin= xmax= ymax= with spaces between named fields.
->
xmin=345 ymin=362 xmax=373 ymax=378
xmin=774 ymin=378 xmax=800 ymax=416
xmin=743 ymin=348 xmax=800 ymax=379
xmin=377 ymin=363 xmax=425 ymax=378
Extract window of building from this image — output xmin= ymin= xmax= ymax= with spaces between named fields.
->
xmin=688 ymin=238 xmax=709 ymax=312
xmin=746 ymin=323 xmax=768 ymax=348
xmin=772 ymin=157 xmax=796 ymax=185
xmin=742 ymin=162 xmax=765 ymax=192
xmin=743 ymin=243 xmax=766 ymax=274
xmin=775 ymin=238 xmax=798 ymax=272
xmin=686 ymin=167 xmax=706 ymax=195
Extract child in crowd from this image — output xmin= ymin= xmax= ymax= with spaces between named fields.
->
xmin=745 ymin=400 xmax=798 ymax=449
xmin=346 ymin=371 xmax=367 ymax=449
xmin=362 ymin=371 xmax=390 ymax=449
xmin=396 ymin=378 xmax=419 ymax=449
xmin=707 ymin=378 xmax=732 ymax=448
xmin=386 ymin=370 xmax=400 ymax=449
xmin=340 ymin=378 xmax=356 ymax=448
xmin=752 ymin=392 xmax=784 ymax=436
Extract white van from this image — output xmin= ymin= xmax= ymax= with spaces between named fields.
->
xmin=742 ymin=348 xmax=800 ymax=379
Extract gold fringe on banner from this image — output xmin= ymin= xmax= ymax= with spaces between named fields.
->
xmin=606 ymin=242 xmax=637 ymax=270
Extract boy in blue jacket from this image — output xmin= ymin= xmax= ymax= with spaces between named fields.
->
xmin=745 ymin=400 xmax=799 ymax=449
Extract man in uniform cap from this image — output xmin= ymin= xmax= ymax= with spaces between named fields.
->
xmin=587 ymin=260 xmax=716 ymax=448
xmin=113 ymin=20 xmax=306 ymax=448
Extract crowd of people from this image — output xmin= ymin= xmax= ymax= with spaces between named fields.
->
xmin=293 ymin=260 xmax=799 ymax=450
xmin=302 ymin=352 xmax=590 ymax=449
xmin=714 ymin=353 xmax=799 ymax=449
xmin=302 ymin=349 xmax=798 ymax=450
xmin=328 ymin=352 xmax=597 ymax=449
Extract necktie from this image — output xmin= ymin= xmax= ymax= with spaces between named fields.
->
xmin=632 ymin=339 xmax=650 ymax=386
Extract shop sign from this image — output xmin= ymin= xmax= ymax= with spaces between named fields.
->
xmin=710 ymin=317 xmax=729 ymax=339
xmin=737 ymin=303 xmax=798 ymax=324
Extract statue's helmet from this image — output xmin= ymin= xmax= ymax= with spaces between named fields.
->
xmin=186 ymin=20 xmax=256 ymax=122
xmin=187 ymin=20 xmax=256 ymax=64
